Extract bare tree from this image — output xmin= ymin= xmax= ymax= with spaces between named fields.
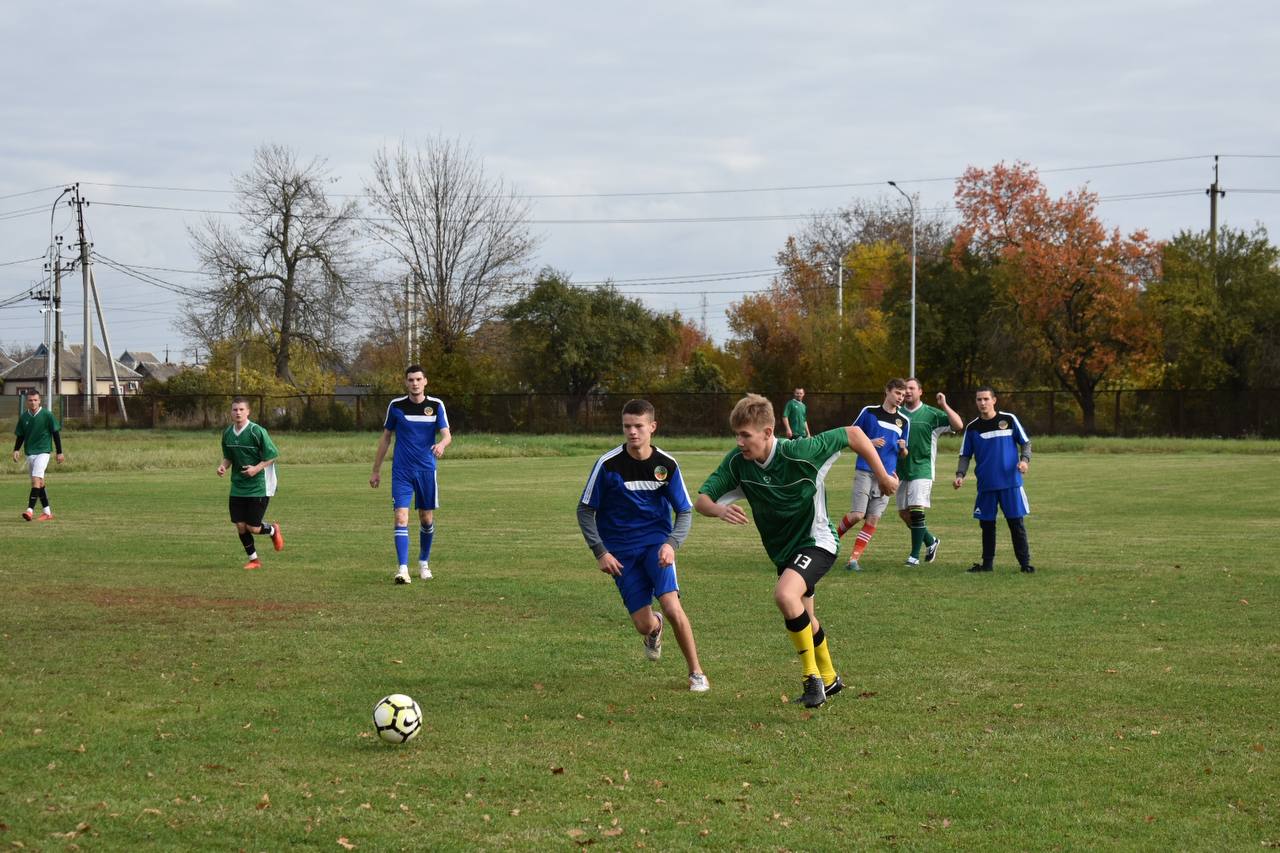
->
xmin=182 ymin=144 xmax=361 ymax=384
xmin=364 ymin=138 xmax=539 ymax=355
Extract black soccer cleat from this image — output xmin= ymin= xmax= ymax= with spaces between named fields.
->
xmin=799 ymin=674 xmax=826 ymax=708
xmin=967 ymin=562 xmax=992 ymax=573
xmin=925 ymin=536 xmax=940 ymax=563
xmin=823 ymin=674 xmax=844 ymax=698
xmin=1020 ymin=564 xmax=1036 ymax=574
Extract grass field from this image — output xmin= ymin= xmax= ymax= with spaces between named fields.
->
xmin=2 ymin=432 xmax=1277 ymax=850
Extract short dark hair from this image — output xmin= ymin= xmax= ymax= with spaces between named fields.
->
xmin=975 ymin=384 xmax=997 ymax=398
xmin=232 ymin=395 xmax=251 ymax=406
xmin=622 ymin=399 xmax=655 ymax=420
xmin=885 ymin=377 xmax=908 ymax=392
xmin=405 ymin=364 xmax=425 ymax=377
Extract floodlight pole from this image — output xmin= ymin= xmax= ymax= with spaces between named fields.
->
xmin=888 ymin=181 xmax=917 ymax=378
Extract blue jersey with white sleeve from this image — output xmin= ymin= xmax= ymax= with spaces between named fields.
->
xmin=384 ymin=395 xmax=449 ymax=473
xmin=579 ymin=445 xmax=693 ymax=554
xmin=959 ymin=411 xmax=1030 ymax=492
xmin=852 ymin=405 xmax=909 ymax=475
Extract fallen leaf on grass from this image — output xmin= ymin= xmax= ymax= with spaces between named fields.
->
xmin=390 ymin=659 xmax=403 ymax=664
xmin=858 ymin=691 xmax=877 ymax=699
xmin=567 ymin=828 xmax=586 ymax=838
xmin=602 ymin=826 xmax=622 ymax=837
xmin=256 ymin=793 xmax=271 ymax=810
xmin=551 ymin=766 xmax=565 ymax=775
xmin=337 ymin=837 xmax=356 ymax=850
xmin=1253 ymin=743 xmax=1266 ymax=753
xmin=1104 ymin=669 xmax=1118 ymax=674
xmin=1013 ymin=703 xmax=1024 ymax=709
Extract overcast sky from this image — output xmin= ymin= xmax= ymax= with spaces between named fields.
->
xmin=2 ymin=0 xmax=1277 ymax=362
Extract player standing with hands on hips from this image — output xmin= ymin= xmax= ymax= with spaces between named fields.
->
xmin=14 ymin=391 xmax=64 ymax=521
xmin=371 ymin=365 xmax=451 ymax=585
xmin=954 ymin=386 xmax=1035 ymax=573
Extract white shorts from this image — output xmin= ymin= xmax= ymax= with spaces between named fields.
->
xmin=851 ymin=469 xmax=891 ymax=519
xmin=896 ymin=478 xmax=934 ymax=511
xmin=27 ymin=453 xmax=50 ymax=479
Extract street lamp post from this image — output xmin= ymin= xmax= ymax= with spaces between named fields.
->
xmin=888 ymin=181 xmax=917 ymax=378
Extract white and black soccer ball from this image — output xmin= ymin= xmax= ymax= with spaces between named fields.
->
xmin=372 ymin=693 xmax=422 ymax=743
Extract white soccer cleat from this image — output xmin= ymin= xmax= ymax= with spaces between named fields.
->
xmin=643 ymin=612 xmax=664 ymax=661
xmin=419 ymin=561 xmax=432 ymax=580
xmin=394 ymin=566 xmax=411 ymax=585
xmin=689 ymin=672 xmax=710 ymax=693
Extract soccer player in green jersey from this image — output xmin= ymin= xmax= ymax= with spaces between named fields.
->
xmin=898 ymin=378 xmax=964 ymax=565
xmin=13 ymin=391 xmax=64 ymax=521
xmin=782 ymin=387 xmax=810 ymax=439
xmin=695 ymin=393 xmax=898 ymax=708
xmin=217 ymin=397 xmax=284 ymax=570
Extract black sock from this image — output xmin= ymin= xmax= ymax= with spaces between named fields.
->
xmin=38 ymin=487 xmax=49 ymax=508
xmin=980 ymin=520 xmax=997 ymax=567
xmin=1007 ymin=517 xmax=1031 ymax=567
xmin=28 ymin=488 xmax=38 ymax=510
xmin=239 ymin=531 xmax=256 ymax=556
xmin=258 ymin=522 xmax=274 ymax=536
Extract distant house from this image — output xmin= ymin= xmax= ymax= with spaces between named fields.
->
xmin=119 ymin=350 xmax=184 ymax=384
xmin=0 ymin=344 xmax=143 ymax=397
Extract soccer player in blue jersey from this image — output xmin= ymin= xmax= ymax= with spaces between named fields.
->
xmin=370 ymin=365 xmax=452 ymax=585
xmin=836 ymin=378 xmax=910 ymax=570
xmin=578 ymin=400 xmax=708 ymax=692
xmin=953 ymin=386 xmax=1035 ymax=573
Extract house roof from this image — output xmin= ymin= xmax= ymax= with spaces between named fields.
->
xmin=1 ymin=345 xmax=143 ymax=382
xmin=0 ymin=351 xmax=14 ymax=372
xmin=136 ymin=362 xmax=183 ymax=382
xmin=119 ymin=350 xmax=160 ymax=366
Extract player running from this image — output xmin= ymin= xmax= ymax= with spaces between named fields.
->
xmin=217 ymin=396 xmax=284 ymax=569
xmin=897 ymin=378 xmax=964 ymax=566
xmin=836 ymin=378 xmax=910 ymax=571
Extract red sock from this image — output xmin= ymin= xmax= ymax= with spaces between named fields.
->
xmin=837 ymin=513 xmax=858 ymax=538
xmin=851 ymin=522 xmax=877 ymax=559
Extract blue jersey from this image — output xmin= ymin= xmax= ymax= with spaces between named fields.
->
xmin=383 ymin=395 xmax=450 ymax=473
xmin=580 ymin=444 xmax=693 ymax=554
xmin=852 ymin=405 xmax=909 ymax=475
xmin=959 ymin=411 xmax=1030 ymax=492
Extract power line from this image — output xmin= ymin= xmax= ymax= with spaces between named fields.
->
xmin=0 ymin=184 xmax=66 ymax=202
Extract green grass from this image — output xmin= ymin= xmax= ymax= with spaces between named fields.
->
xmin=1 ymin=434 xmax=1277 ymax=850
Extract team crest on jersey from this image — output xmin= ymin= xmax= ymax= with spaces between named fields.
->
xmin=653 ymin=465 xmax=668 ymax=482
xmin=425 ymin=407 xmax=435 ymax=416
xmin=895 ymin=417 xmax=904 ymax=428
xmin=762 ymin=475 xmax=771 ymax=483
xmin=998 ymin=419 xmax=1008 ymax=430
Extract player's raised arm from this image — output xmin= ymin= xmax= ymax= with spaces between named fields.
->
xmin=936 ymin=392 xmax=964 ymax=432
xmin=844 ymin=425 xmax=898 ymax=496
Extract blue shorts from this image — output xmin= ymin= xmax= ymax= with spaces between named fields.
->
xmin=613 ymin=546 xmax=680 ymax=615
xmin=973 ymin=487 xmax=1030 ymax=521
xmin=391 ymin=468 xmax=439 ymax=511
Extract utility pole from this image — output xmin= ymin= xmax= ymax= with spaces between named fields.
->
xmin=53 ymin=239 xmax=63 ymax=408
xmin=73 ymin=184 xmax=95 ymax=416
xmin=89 ymin=266 xmax=128 ymax=422
xmin=1207 ymin=154 xmax=1225 ymax=266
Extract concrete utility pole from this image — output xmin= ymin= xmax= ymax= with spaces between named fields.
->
xmin=73 ymin=184 xmax=95 ymax=415
xmin=89 ymin=267 xmax=128 ymax=422
xmin=53 ymin=242 xmax=63 ymax=406
xmin=1207 ymin=154 xmax=1225 ymax=266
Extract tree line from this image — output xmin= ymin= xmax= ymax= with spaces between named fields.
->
xmin=165 ymin=145 xmax=1280 ymax=434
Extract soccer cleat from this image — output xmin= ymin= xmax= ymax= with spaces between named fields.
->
xmin=22 ymin=509 xmax=33 ymax=521
xmin=904 ymin=556 xmax=920 ymax=567
xmin=925 ymin=537 xmax=940 ymax=563
xmin=1020 ymin=564 xmax=1036 ymax=574
xmin=689 ymin=672 xmax=710 ymax=693
xmin=37 ymin=512 xmax=53 ymax=522
xmin=394 ymin=566 xmax=411 ymax=584
xmin=967 ymin=562 xmax=992 ymax=573
xmin=799 ymin=674 xmax=827 ymax=708
xmin=270 ymin=522 xmax=284 ymax=552
xmin=824 ymin=674 xmax=844 ymax=697
xmin=643 ymin=611 xmax=664 ymax=661
xmin=243 ymin=559 xmax=262 ymax=570
xmin=419 ymin=561 xmax=433 ymax=580
xmin=844 ymin=556 xmax=861 ymax=572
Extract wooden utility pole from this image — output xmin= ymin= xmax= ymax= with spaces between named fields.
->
xmin=73 ymin=184 xmax=95 ymax=415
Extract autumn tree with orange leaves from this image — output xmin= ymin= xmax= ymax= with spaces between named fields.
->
xmin=953 ymin=162 xmax=1161 ymax=433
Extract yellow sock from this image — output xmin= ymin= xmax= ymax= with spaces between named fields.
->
xmin=785 ymin=613 xmax=819 ymax=677
xmin=813 ymin=629 xmax=836 ymax=685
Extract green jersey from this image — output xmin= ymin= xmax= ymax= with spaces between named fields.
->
xmin=782 ymin=398 xmax=807 ymax=436
xmin=221 ymin=421 xmax=279 ymax=497
xmin=901 ymin=403 xmax=952 ymax=481
xmin=15 ymin=407 xmax=60 ymax=455
xmin=699 ymin=428 xmax=847 ymax=568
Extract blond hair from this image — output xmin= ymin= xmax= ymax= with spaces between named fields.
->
xmin=729 ymin=394 xmax=775 ymax=431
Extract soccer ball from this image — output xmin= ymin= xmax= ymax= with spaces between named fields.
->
xmin=372 ymin=693 xmax=422 ymax=743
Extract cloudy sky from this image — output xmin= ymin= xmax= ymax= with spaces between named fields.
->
xmin=2 ymin=0 xmax=1277 ymax=362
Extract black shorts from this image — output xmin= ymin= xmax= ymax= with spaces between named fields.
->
xmin=776 ymin=546 xmax=836 ymax=598
xmin=229 ymin=495 xmax=270 ymax=526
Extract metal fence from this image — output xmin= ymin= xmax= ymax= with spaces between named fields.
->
xmin=35 ymin=388 xmax=1280 ymax=438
